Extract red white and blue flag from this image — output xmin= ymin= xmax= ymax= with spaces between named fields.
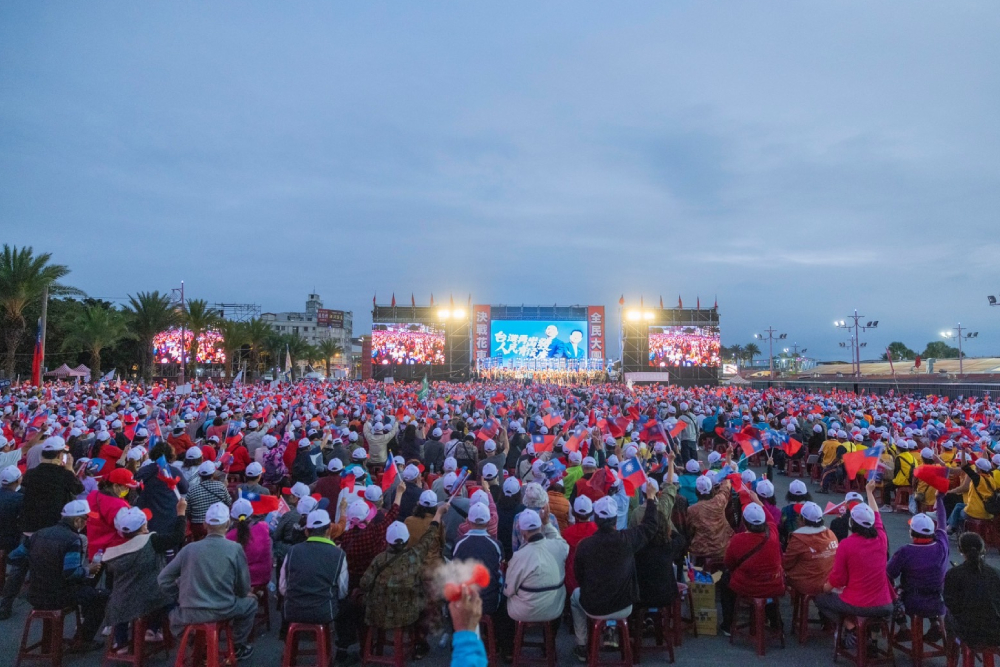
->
xmin=381 ymin=457 xmax=399 ymax=492
xmin=531 ymin=434 xmax=555 ymax=453
xmin=620 ymin=456 xmax=647 ymax=497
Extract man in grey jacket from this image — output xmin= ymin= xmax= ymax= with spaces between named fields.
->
xmin=157 ymin=502 xmax=257 ymax=660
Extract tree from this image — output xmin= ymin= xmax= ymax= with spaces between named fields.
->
xmin=744 ymin=343 xmax=761 ymax=364
xmin=881 ymin=341 xmax=916 ymax=362
xmin=214 ymin=319 xmax=249 ymax=382
xmin=60 ymin=305 xmax=134 ymax=379
xmin=264 ymin=331 xmax=287 ymax=375
xmin=182 ymin=299 xmax=219 ymax=377
xmin=921 ymin=341 xmax=961 ymax=359
xmin=0 ymin=245 xmax=81 ymax=378
xmin=728 ymin=344 xmax=744 ymax=367
xmin=284 ymin=333 xmax=311 ymax=380
xmin=126 ymin=291 xmax=179 ymax=381
xmin=315 ymin=338 xmax=345 ymax=377
xmin=243 ymin=318 xmax=272 ymax=380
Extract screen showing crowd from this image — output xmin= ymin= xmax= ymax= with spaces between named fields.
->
xmin=490 ymin=320 xmax=588 ymax=360
xmin=371 ymin=323 xmax=446 ymax=365
xmin=152 ymin=329 xmax=226 ymax=365
xmin=648 ymin=325 xmax=721 ymax=367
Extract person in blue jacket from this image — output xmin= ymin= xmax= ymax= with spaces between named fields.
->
xmin=450 ymin=585 xmax=488 ymax=667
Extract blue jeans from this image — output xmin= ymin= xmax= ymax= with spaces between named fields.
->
xmin=948 ymin=503 xmax=967 ymax=531
xmin=681 ymin=440 xmax=697 ymax=464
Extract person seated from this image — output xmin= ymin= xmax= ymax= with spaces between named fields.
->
xmin=546 ymin=480 xmax=571 ymax=532
xmin=783 ymin=501 xmax=838 ymax=597
xmin=456 ymin=488 xmax=499 ymax=542
xmin=502 ymin=508 xmax=569 ymax=642
xmin=512 ymin=482 xmax=558 ymax=553
xmin=571 ymin=486 xmax=659 ymax=661
xmin=687 ymin=476 xmax=733 ymax=566
xmin=563 ymin=496 xmax=597 ymax=601
xmin=719 ymin=496 xmax=784 ymax=636
xmin=816 ymin=481 xmax=894 ymax=651
xmin=359 ymin=508 xmax=446 ymax=661
xmin=396 ymin=464 xmax=424 ymax=520
xmin=237 ymin=462 xmax=269 ymax=497
xmin=185 ymin=461 xmax=232 ymax=540
xmin=830 ymin=492 xmax=865 ymax=542
xmin=632 ymin=478 xmax=686 ymax=619
xmin=226 ymin=498 xmax=273 ymax=589
xmin=86 ymin=467 xmax=139 ymax=559
xmin=16 ymin=499 xmax=107 ymax=653
xmin=946 ymin=457 xmax=1000 ymax=534
xmin=943 ymin=532 xmax=1000 ymax=649
xmin=779 ymin=479 xmax=812 ymax=548
xmin=339 ymin=487 xmax=401 ymax=591
xmin=886 ymin=496 xmax=949 ymax=643
xmin=157 ymin=502 xmax=257 ymax=661
xmin=453 ymin=503 xmax=508 ymax=655
xmin=103 ymin=500 xmax=187 ymax=650
xmin=280 ymin=508 xmax=350 ymax=661
xmin=677 ymin=459 xmax=702 ymax=505
xmin=496 ymin=478 xmax=524 ymax=562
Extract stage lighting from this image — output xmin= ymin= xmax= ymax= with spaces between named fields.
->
xmin=452 ymin=308 xmax=466 ymax=319
xmin=627 ymin=310 xmax=641 ymax=321
xmin=643 ymin=311 xmax=655 ymax=320
xmin=438 ymin=309 xmax=451 ymax=320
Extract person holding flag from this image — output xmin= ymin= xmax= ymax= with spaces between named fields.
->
xmin=135 ymin=442 xmax=189 ymax=535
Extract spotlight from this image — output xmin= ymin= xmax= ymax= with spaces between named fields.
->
xmin=452 ymin=308 xmax=466 ymax=319
xmin=438 ymin=309 xmax=451 ymax=320
xmin=627 ymin=310 xmax=641 ymax=321
xmin=642 ymin=311 xmax=655 ymax=320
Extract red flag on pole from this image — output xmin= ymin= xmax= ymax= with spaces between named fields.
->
xmin=30 ymin=319 xmax=43 ymax=386
xmin=391 ymin=293 xmax=396 ymax=308
xmin=430 ymin=294 xmax=435 ymax=306
xmin=659 ymin=296 xmax=663 ymax=309
xmin=411 ymin=294 xmax=415 ymax=307
xmin=678 ymin=295 xmax=683 ymax=308
xmin=618 ymin=295 xmax=624 ymax=306
xmin=373 ymin=293 xmax=376 ymax=307
xmin=697 ymin=296 xmax=700 ymax=309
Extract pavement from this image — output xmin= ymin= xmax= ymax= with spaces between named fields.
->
xmin=2 ymin=463 xmax=991 ymax=667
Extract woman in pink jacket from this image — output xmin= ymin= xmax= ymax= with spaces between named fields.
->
xmin=815 ymin=480 xmax=894 ymax=650
xmin=226 ymin=497 xmax=274 ymax=587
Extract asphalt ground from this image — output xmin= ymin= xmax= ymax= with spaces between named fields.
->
xmin=2 ymin=462 xmax=989 ymax=667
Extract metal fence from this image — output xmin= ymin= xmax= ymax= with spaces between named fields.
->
xmin=749 ymin=379 xmax=1000 ymax=400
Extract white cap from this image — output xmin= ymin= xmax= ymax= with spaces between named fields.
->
xmin=204 ymin=502 xmax=231 ymax=526
xmin=468 ymin=503 xmax=491 ymax=524
xmin=442 ymin=472 xmax=459 ymax=491
xmin=484 ymin=439 xmax=497 ymax=453
xmin=850 ymin=503 xmax=876 ymax=528
xmin=364 ymin=485 xmax=383 ymax=502
xmin=470 ymin=489 xmax=490 ymax=506
xmin=352 ymin=447 xmax=367 ymax=460
xmin=62 ymin=499 xmax=92 ymax=518
xmin=695 ymin=475 xmax=713 ymax=495
xmin=641 ymin=479 xmax=660 ymax=495
xmin=742 ymin=503 xmax=766 ymax=526
xmin=245 ymin=462 xmax=263 ymax=477
xmin=113 ymin=506 xmax=149 ymax=535
xmin=582 ymin=456 xmax=597 ymax=468
xmin=607 ymin=455 xmax=619 ymax=468
xmin=184 ymin=446 xmax=203 ymax=460
xmin=386 ymin=520 xmax=410 ymax=544
xmin=346 ymin=500 xmax=369 ymax=523
xmin=845 ymin=491 xmax=864 ymax=504
xmin=573 ymin=496 xmax=594 ymax=516
xmin=502 ymin=477 xmax=521 ymax=497
xmin=909 ymin=512 xmax=935 ymax=536
xmin=418 ymin=490 xmax=438 ymax=507
xmin=741 ymin=470 xmax=757 ymax=484
xmin=402 ymin=464 xmax=420 ymax=482
xmin=518 ymin=509 xmax=542 ymax=531
xmin=41 ymin=436 xmax=67 ymax=452
xmin=328 ymin=458 xmax=344 ymax=473
xmin=432 ymin=427 xmax=443 ymax=438
xmin=197 ymin=461 xmax=219 ymax=476
xmin=443 ymin=457 xmax=458 ymax=472
xmin=756 ymin=479 xmax=775 ymax=498
xmin=289 ymin=482 xmax=311 ymax=499
xmin=249 ymin=420 xmax=259 ymax=429
xmin=112 ymin=419 xmax=123 ymax=429
xmin=306 ymin=509 xmax=331 ymax=529
xmin=298 ymin=438 xmax=311 ymax=449
xmin=976 ymin=458 xmax=993 ymax=472
xmin=685 ymin=459 xmax=701 ymax=473
xmin=297 ymin=496 xmax=319 ymax=515
xmin=230 ymin=498 xmax=253 ymax=519
xmin=707 ymin=451 xmax=721 ymax=465
xmin=789 ymin=479 xmax=808 ymax=496
xmin=593 ymin=496 xmax=618 ymax=519
xmin=799 ymin=501 xmax=823 ymax=523
xmin=920 ymin=448 xmax=934 ymax=460
xmin=348 ymin=432 xmax=359 ymax=442
xmin=1 ymin=465 xmax=22 ymax=485
xmin=96 ymin=431 xmax=111 ymax=442
xmin=568 ymin=451 xmax=582 ymax=465
xmin=482 ymin=463 xmax=498 ymax=480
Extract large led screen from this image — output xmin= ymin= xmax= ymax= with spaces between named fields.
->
xmin=648 ymin=325 xmax=721 ymax=367
xmin=371 ymin=323 xmax=446 ymax=365
xmin=490 ymin=321 xmax=588 ymax=360
xmin=152 ymin=329 xmax=226 ymax=365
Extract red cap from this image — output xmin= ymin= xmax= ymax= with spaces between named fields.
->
xmin=108 ymin=468 xmax=139 ymax=489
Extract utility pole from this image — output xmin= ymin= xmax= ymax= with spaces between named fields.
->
xmin=173 ymin=281 xmax=186 ymax=385
xmin=835 ymin=310 xmax=878 ymax=379
xmin=38 ymin=285 xmax=49 ymax=379
xmin=941 ymin=324 xmax=978 ymax=377
xmin=755 ymin=327 xmax=787 ymax=380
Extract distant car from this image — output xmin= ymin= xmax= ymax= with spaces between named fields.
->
xmin=304 ymin=371 xmax=327 ymax=381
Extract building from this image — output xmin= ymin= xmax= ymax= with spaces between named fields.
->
xmin=261 ymin=294 xmax=353 ymax=373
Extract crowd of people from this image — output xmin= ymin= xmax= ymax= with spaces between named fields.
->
xmin=648 ymin=327 xmax=721 ymax=368
xmin=2 ymin=377 xmax=1000 ymax=665
xmin=371 ymin=326 xmax=446 ymax=365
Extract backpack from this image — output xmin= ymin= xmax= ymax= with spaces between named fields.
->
xmin=974 ymin=474 xmax=1000 ymax=516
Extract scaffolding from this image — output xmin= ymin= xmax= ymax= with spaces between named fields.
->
xmin=213 ymin=303 xmax=261 ymax=322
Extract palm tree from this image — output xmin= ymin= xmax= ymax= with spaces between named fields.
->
xmin=0 ymin=245 xmax=81 ymax=378
xmin=314 ymin=338 xmax=344 ymax=377
xmin=264 ymin=331 xmax=286 ymax=376
xmin=60 ymin=305 xmax=134 ymax=379
xmin=243 ymin=318 xmax=271 ymax=380
xmin=182 ymin=299 xmax=219 ymax=378
xmin=729 ymin=344 xmax=744 ymax=367
xmin=126 ymin=291 xmax=179 ymax=381
xmin=744 ymin=342 xmax=761 ymax=365
xmin=214 ymin=319 xmax=248 ymax=382
xmin=284 ymin=333 xmax=311 ymax=380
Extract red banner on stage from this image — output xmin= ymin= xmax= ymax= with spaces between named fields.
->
xmin=587 ymin=306 xmax=605 ymax=361
xmin=474 ymin=305 xmax=491 ymax=364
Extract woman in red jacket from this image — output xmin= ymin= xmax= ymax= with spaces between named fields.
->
xmin=719 ymin=496 xmax=784 ymax=636
xmin=85 ymin=467 xmax=139 ymax=558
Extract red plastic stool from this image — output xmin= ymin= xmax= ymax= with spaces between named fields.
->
xmin=947 ymin=638 xmax=1000 ymax=667
xmin=281 ymin=623 xmax=331 ymax=667
xmin=630 ymin=606 xmax=674 ymax=664
xmin=511 ymin=620 xmax=557 ymax=667
xmin=833 ymin=614 xmax=896 ymax=666
xmin=361 ymin=625 xmax=415 ymax=667
xmin=890 ymin=614 xmax=946 ymax=667
xmin=102 ymin=615 xmax=173 ymax=667
xmin=586 ymin=617 xmax=633 ymax=667
xmin=892 ymin=488 xmax=913 ymax=513
xmin=730 ymin=596 xmax=785 ymax=656
xmin=790 ymin=590 xmax=823 ymax=644
xmin=251 ymin=584 xmax=271 ymax=634
xmin=672 ymin=582 xmax=698 ymax=646
xmin=15 ymin=609 xmax=68 ymax=667
xmin=173 ymin=620 xmax=236 ymax=667
xmin=787 ymin=458 xmax=807 ymax=477
xmin=478 ymin=615 xmax=498 ymax=666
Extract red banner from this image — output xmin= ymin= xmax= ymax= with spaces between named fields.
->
xmin=473 ymin=305 xmax=491 ymax=364
xmin=361 ymin=337 xmax=372 ymax=380
xmin=587 ymin=306 xmax=605 ymax=361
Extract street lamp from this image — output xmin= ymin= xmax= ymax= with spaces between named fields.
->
xmin=835 ymin=310 xmax=878 ymax=379
xmin=941 ymin=324 xmax=978 ymax=376
xmin=755 ymin=327 xmax=787 ymax=380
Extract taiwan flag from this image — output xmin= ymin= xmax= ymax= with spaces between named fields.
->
xmin=735 ymin=432 xmax=764 ymax=458
xmin=381 ymin=458 xmax=399 ymax=492
xmin=913 ymin=464 xmax=951 ymax=494
xmin=477 ymin=418 xmax=501 ymax=442
xmin=640 ymin=421 xmax=668 ymax=445
xmin=620 ymin=456 xmax=647 ymax=497
xmin=843 ymin=444 xmax=885 ymax=480
xmin=563 ymin=430 xmax=585 ymax=454
xmin=531 ymin=434 xmax=555 ymax=453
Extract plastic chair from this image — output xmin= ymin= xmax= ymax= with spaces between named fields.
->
xmin=947 ymin=638 xmax=1000 ymax=667
xmin=672 ymin=582 xmax=698 ymax=646
xmin=281 ymin=623 xmax=331 ymax=667
xmin=478 ymin=615 xmax=498 ymax=666
xmin=361 ymin=624 xmax=415 ymax=667
xmin=789 ymin=589 xmax=822 ymax=644
xmin=101 ymin=615 xmax=173 ymax=667
xmin=173 ymin=620 xmax=236 ymax=667
xmin=833 ymin=614 xmax=896 ymax=667
xmin=730 ymin=596 xmax=785 ymax=656
xmin=889 ymin=614 xmax=946 ymax=667
xmin=892 ymin=488 xmax=913 ymax=513
xmin=585 ymin=617 xmax=633 ymax=667
xmin=511 ymin=620 xmax=557 ymax=667
xmin=630 ymin=606 xmax=675 ymax=664
xmin=787 ymin=458 xmax=807 ymax=478
xmin=252 ymin=584 xmax=271 ymax=634
xmin=15 ymin=609 xmax=68 ymax=667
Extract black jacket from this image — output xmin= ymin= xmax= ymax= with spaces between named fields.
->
xmin=282 ymin=539 xmax=347 ymax=624
xmin=20 ymin=463 xmax=84 ymax=533
xmin=25 ymin=521 xmax=89 ymax=610
xmin=636 ymin=527 xmax=686 ymax=608
xmin=398 ymin=482 xmax=423 ymax=521
xmin=0 ymin=488 xmax=24 ymax=551
xmin=291 ymin=448 xmax=318 ymax=485
xmin=944 ymin=560 xmax=1000 ymax=648
xmin=575 ymin=498 xmax=659 ymax=616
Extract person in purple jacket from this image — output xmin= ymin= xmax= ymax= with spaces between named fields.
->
xmin=886 ymin=495 xmax=949 ymax=644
